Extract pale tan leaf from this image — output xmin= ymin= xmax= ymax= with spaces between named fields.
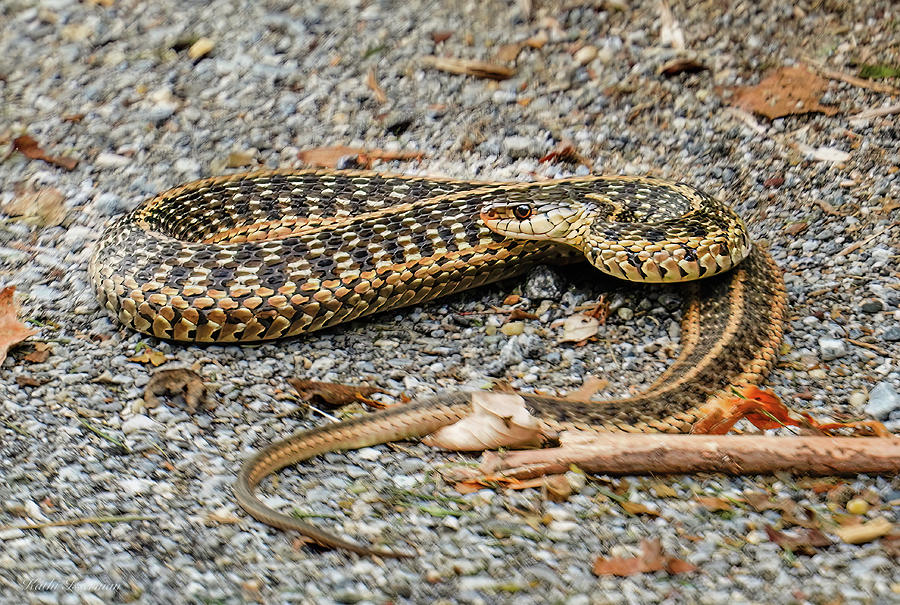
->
xmin=423 ymin=392 xmax=542 ymax=451
xmin=1 ymin=188 xmax=67 ymax=227
xmin=558 ymin=313 xmax=600 ymax=343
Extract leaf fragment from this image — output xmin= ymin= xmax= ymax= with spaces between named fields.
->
xmin=288 ymin=378 xmax=382 ymax=407
xmin=12 ymin=134 xmax=78 ymax=170
xmin=1 ymin=187 xmax=67 ymax=227
xmin=0 ymin=286 xmax=37 ymax=366
xmin=144 ymin=367 xmax=211 ymax=413
xmin=833 ymin=517 xmax=894 ymax=544
xmin=297 ymin=146 xmax=425 ymax=169
xmin=728 ymin=66 xmax=838 ymax=120
xmin=592 ymin=538 xmax=696 ymax=576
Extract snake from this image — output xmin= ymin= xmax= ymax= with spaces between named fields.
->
xmin=88 ymin=169 xmax=787 ymax=558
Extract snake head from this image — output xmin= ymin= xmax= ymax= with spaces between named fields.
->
xmin=480 ymin=198 xmax=587 ymax=245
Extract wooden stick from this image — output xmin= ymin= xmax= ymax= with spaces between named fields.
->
xmin=479 ymin=435 xmax=900 ymax=479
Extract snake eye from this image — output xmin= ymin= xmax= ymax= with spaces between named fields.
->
xmin=512 ymin=204 xmax=532 ymax=220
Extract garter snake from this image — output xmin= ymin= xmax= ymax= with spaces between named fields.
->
xmin=89 ymin=169 xmax=787 ymax=557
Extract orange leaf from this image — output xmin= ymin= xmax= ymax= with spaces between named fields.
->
xmin=592 ymin=539 xmax=696 ymax=576
xmin=728 ymin=66 xmax=838 ymax=120
xmin=13 ymin=134 xmax=78 ymax=170
xmin=0 ymin=286 xmax=38 ymax=365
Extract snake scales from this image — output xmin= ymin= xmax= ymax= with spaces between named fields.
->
xmin=89 ymin=169 xmax=787 ymax=557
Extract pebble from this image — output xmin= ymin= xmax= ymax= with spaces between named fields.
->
xmin=818 ymin=337 xmax=847 ymax=361
xmin=502 ymin=136 xmax=542 ymax=159
xmin=617 ymin=307 xmax=634 ymax=321
xmin=121 ymin=414 xmax=159 ymax=434
xmin=859 ymin=298 xmax=883 ymax=313
xmin=848 ymin=390 xmax=868 ymax=407
xmin=93 ymin=152 xmax=132 ymax=169
xmin=882 ymin=326 xmax=900 ymax=342
xmin=524 ymin=266 xmax=565 ymax=300
xmin=865 ymin=382 xmax=900 ymax=420
xmin=573 ymin=45 xmax=598 ymax=66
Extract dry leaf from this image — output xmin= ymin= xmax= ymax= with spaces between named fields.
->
xmin=540 ymin=139 xmax=591 ymax=167
xmin=128 ymin=348 xmax=168 ymax=367
xmin=423 ymin=392 xmax=543 ymax=451
xmin=592 ymin=539 xmax=696 ymax=576
xmin=765 ymin=526 xmax=831 ymax=555
xmin=15 ymin=375 xmax=43 ymax=387
xmin=24 ymin=342 xmax=50 ymax=363
xmin=503 ymin=294 xmax=521 ymax=306
xmin=784 ymin=222 xmax=808 ymax=236
xmin=144 ymin=367 xmax=211 ymax=413
xmin=0 ymin=286 xmax=37 ymax=365
xmin=729 ymin=66 xmax=838 ymax=120
xmin=430 ymin=31 xmax=453 ymax=44
xmin=833 ymin=517 xmax=894 ymax=544
xmin=651 ymin=483 xmax=679 ymax=498
xmin=620 ymin=501 xmax=660 ymax=516
xmin=12 ymin=135 xmax=78 ymax=170
xmin=288 ymin=378 xmax=381 ymax=407
xmin=558 ymin=313 xmax=600 ymax=344
xmin=1 ymin=187 xmax=67 ymax=227
xmin=421 ymin=55 xmax=515 ymax=80
xmin=544 ymin=474 xmax=573 ymax=502
xmin=562 ymin=376 xmax=610 ymax=403
xmin=495 ymin=43 xmax=525 ymax=63
xmin=297 ymin=146 xmax=424 ymax=169
xmin=695 ymin=496 xmax=732 ymax=512
xmin=366 ymin=68 xmax=388 ymax=104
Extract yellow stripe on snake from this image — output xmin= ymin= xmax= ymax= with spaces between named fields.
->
xmin=89 ymin=169 xmax=787 ymax=557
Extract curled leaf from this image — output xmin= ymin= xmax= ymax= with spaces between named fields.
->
xmin=423 ymin=392 xmax=543 ymax=451
xmin=144 ymin=368 xmax=211 ymax=413
xmin=288 ymin=378 xmax=382 ymax=407
xmin=0 ymin=286 xmax=37 ymax=365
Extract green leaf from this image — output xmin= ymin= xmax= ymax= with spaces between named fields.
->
xmin=858 ymin=64 xmax=900 ymax=79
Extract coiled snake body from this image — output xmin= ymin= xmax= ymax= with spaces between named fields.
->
xmin=89 ymin=170 xmax=787 ymax=557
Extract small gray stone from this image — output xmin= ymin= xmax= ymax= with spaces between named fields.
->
xmin=859 ymin=298 xmax=883 ymax=313
xmin=865 ymin=382 xmax=900 ymax=420
xmin=818 ymin=337 xmax=847 ymax=361
xmin=523 ymin=266 xmax=565 ymax=301
xmin=617 ymin=307 xmax=634 ymax=321
xmin=881 ymin=325 xmax=900 ymax=342
xmin=147 ymin=101 xmax=177 ymax=124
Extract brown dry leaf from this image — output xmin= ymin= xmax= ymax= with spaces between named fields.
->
xmin=225 ymin=150 xmax=256 ymax=168
xmin=128 ymin=348 xmax=168 ymax=367
xmin=0 ymin=286 xmax=37 ymax=365
xmin=297 ymin=146 xmax=425 ymax=169
xmin=765 ymin=526 xmax=831 ymax=555
xmin=540 ymin=139 xmax=591 ymax=167
xmin=12 ymin=135 xmax=78 ymax=170
xmin=728 ymin=66 xmax=838 ymax=120
xmin=558 ymin=313 xmax=601 ymax=344
xmin=288 ymin=378 xmax=382 ymax=407
xmin=658 ymin=57 xmax=708 ymax=76
xmin=503 ymin=294 xmax=521 ymax=306
xmin=421 ymin=55 xmax=515 ymax=80
xmin=562 ymin=376 xmax=610 ymax=403
xmin=144 ymin=367 xmax=211 ymax=413
xmin=833 ymin=517 xmax=894 ymax=545
xmin=366 ymin=68 xmax=388 ymax=104
xmin=1 ymin=187 xmax=67 ymax=227
xmin=784 ymin=222 xmax=809 ymax=236
xmin=592 ymin=539 xmax=696 ymax=577
xmin=15 ymin=375 xmax=43 ymax=387
xmin=508 ymin=308 xmax=538 ymax=321
xmin=423 ymin=392 xmax=543 ymax=451
xmin=430 ymin=31 xmax=453 ymax=44
xmin=24 ymin=342 xmax=50 ymax=363
xmin=620 ymin=501 xmax=660 ymax=517
xmin=495 ymin=43 xmax=524 ymax=63
xmin=695 ymin=496 xmax=732 ymax=512
xmin=544 ymin=474 xmax=573 ymax=502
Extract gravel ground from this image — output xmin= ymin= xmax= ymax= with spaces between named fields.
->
xmin=1 ymin=0 xmax=899 ymax=603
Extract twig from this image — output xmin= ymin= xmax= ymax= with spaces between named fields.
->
xmin=803 ymin=58 xmax=900 ymax=95
xmin=849 ymin=103 xmax=900 ymax=122
xmin=478 ymin=435 xmax=900 ymax=479
xmin=847 ymin=338 xmax=891 ymax=357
